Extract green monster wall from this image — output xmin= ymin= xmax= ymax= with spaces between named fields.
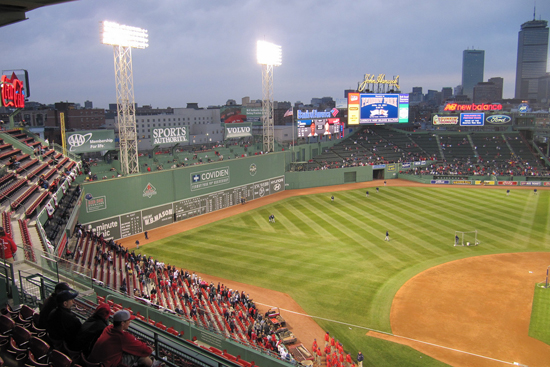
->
xmin=80 ymin=153 xmax=286 ymax=240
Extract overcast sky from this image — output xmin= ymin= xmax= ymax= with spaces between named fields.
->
xmin=3 ymin=0 xmax=550 ymax=109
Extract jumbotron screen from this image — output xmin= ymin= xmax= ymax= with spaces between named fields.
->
xmin=348 ymin=93 xmax=409 ymax=124
xmin=297 ymin=118 xmax=343 ymax=138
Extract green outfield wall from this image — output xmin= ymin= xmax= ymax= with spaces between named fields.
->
xmin=80 ymin=153 xmax=286 ymax=240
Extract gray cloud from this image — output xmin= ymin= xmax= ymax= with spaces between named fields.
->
xmin=2 ymin=0 xmax=549 ymax=108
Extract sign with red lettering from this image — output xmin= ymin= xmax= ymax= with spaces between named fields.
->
xmin=443 ymin=103 xmax=502 ymax=112
xmin=1 ymin=73 xmax=25 ymax=108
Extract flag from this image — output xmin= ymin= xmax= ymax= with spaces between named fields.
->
xmin=284 ymin=108 xmax=293 ymax=118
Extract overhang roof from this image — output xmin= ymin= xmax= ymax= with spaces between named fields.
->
xmin=0 ymin=0 xmax=74 ymax=27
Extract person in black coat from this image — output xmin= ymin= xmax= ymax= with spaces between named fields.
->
xmin=74 ymin=303 xmax=111 ymax=356
xmin=46 ymin=289 xmax=81 ymax=350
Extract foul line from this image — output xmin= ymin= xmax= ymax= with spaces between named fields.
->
xmin=256 ymin=302 xmax=518 ymax=366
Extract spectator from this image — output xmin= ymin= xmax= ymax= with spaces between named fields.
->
xmin=0 ymin=226 xmax=17 ymax=264
xmin=46 ymin=289 xmax=81 ymax=350
xmin=88 ymin=310 xmax=164 ymax=367
xmin=74 ymin=303 xmax=111 ymax=356
xmin=38 ymin=282 xmax=71 ymax=328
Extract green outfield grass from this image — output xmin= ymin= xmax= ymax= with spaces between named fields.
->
xmin=143 ymin=186 xmax=550 ymax=366
xmin=529 ymin=285 xmax=550 ymax=345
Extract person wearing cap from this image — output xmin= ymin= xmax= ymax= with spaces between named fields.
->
xmin=38 ymin=282 xmax=71 ymax=329
xmin=0 ymin=226 xmax=17 ymax=264
xmin=47 ymin=289 xmax=81 ymax=350
xmin=74 ymin=302 xmax=111 ymax=356
xmin=88 ymin=310 xmax=162 ymax=367
xmin=357 ymin=351 xmax=364 ymax=367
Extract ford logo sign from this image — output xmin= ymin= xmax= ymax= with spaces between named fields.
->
xmin=486 ymin=115 xmax=511 ymax=124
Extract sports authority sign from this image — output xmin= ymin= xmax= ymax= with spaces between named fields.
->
xmin=225 ymin=122 xmax=252 ymax=139
xmin=67 ymin=130 xmax=115 ymax=153
xmin=151 ymin=127 xmax=188 ymax=146
xmin=191 ymin=166 xmax=230 ymax=191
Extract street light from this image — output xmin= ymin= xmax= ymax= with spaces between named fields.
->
xmin=257 ymin=40 xmax=282 ymax=153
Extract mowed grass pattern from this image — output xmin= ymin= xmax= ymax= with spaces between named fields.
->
xmin=144 ymin=186 xmax=550 ymax=366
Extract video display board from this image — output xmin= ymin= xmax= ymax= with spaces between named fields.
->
xmin=348 ymin=93 xmax=409 ymax=124
xmin=297 ymin=118 xmax=342 ymax=138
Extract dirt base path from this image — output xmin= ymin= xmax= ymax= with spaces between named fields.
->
xmin=370 ymin=252 xmax=550 ymax=367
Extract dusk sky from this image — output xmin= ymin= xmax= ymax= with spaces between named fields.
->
xmin=3 ymin=0 xmax=550 ymax=109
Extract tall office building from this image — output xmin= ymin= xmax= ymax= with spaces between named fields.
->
xmin=462 ymin=49 xmax=485 ymax=100
xmin=514 ymin=18 xmax=549 ymax=100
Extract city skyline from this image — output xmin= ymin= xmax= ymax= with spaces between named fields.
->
xmin=2 ymin=0 xmax=550 ymax=109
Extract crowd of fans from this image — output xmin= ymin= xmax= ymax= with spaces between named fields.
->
xmin=65 ymin=229 xmax=342 ymax=365
xmin=307 ymin=128 xmax=550 ymax=176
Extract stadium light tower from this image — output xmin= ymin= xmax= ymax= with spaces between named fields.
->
xmin=257 ymin=40 xmax=282 ymax=153
xmin=101 ymin=21 xmax=148 ymax=175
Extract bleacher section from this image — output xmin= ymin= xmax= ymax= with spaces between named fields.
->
xmin=304 ymin=126 xmax=550 ymax=176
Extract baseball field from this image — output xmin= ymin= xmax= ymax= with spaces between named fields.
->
xmin=124 ymin=180 xmax=550 ymax=366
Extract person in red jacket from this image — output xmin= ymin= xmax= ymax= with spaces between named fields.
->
xmin=88 ymin=310 xmax=163 ymax=367
xmin=0 ymin=227 xmax=17 ymax=264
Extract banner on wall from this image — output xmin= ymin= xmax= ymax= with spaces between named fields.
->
xmin=66 ymin=130 xmax=115 ymax=153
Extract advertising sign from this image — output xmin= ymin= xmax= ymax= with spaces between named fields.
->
xmin=348 ymin=93 xmax=409 ymax=124
xmin=1 ymin=72 xmax=25 ymax=108
xmin=191 ymin=166 xmax=230 ymax=191
xmin=497 ymin=181 xmax=518 ymax=186
xmin=151 ymin=127 xmax=187 ymax=146
xmin=453 ymin=180 xmax=472 ymax=185
xmin=142 ymin=204 xmax=174 ymax=231
xmin=244 ymin=107 xmax=263 ymax=122
xmin=432 ymin=115 xmax=459 ymax=125
xmin=485 ymin=114 xmax=512 ymax=126
xmin=431 ymin=180 xmax=450 ymax=184
xmin=520 ymin=181 xmax=541 ymax=186
xmin=88 ymin=217 xmax=121 ymax=240
xmin=225 ymin=122 xmax=252 ymax=139
xmin=220 ymin=106 xmax=263 ymax=123
xmin=66 ymin=130 xmax=116 ymax=153
xmin=220 ymin=106 xmax=246 ymax=123
xmin=460 ymin=113 xmax=484 ymax=126
xmin=444 ymin=103 xmax=502 ymax=112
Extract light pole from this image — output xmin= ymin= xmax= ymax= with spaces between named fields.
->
xmin=257 ymin=40 xmax=282 ymax=153
xmin=101 ymin=21 xmax=148 ymax=175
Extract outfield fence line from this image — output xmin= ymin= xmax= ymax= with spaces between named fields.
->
xmin=255 ymin=302 xmax=518 ymax=366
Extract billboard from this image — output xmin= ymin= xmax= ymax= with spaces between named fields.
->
xmin=225 ymin=122 xmax=252 ymax=139
xmin=220 ymin=106 xmax=263 ymax=123
xmin=66 ymin=130 xmax=116 ymax=153
xmin=151 ymin=126 xmax=188 ymax=146
xmin=485 ymin=114 xmax=512 ymax=126
xmin=348 ymin=93 xmax=409 ymax=124
xmin=460 ymin=113 xmax=484 ymax=126
xmin=432 ymin=115 xmax=459 ymax=125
